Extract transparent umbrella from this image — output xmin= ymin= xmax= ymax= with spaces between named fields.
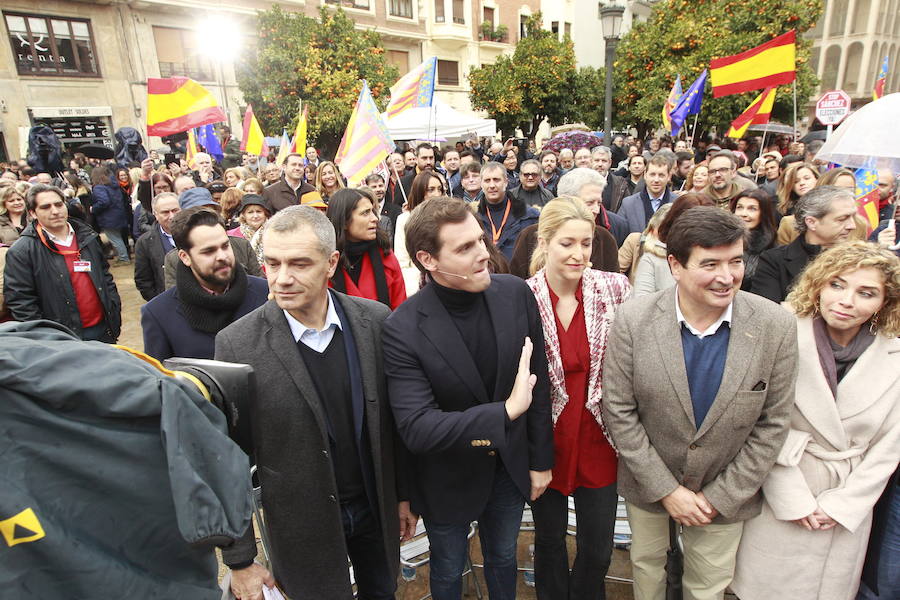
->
xmin=814 ymin=93 xmax=900 ymax=171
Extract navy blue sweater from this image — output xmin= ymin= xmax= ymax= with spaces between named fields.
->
xmin=681 ymin=324 xmax=730 ymax=428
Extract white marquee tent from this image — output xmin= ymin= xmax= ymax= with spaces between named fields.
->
xmin=384 ymin=100 xmax=496 ymax=141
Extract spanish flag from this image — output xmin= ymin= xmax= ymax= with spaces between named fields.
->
xmin=726 ymin=87 xmax=777 ymax=139
xmin=710 ymin=31 xmax=796 ymax=98
xmin=240 ymin=105 xmax=266 ymax=157
xmin=873 ymin=56 xmax=889 ymax=100
xmin=146 ymin=77 xmax=226 ymax=136
xmin=662 ymin=75 xmax=682 ymax=134
xmin=290 ymin=104 xmax=308 ymax=156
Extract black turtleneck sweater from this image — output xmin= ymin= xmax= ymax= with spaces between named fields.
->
xmin=431 ymin=278 xmax=498 ymax=399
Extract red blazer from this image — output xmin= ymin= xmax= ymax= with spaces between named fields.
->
xmin=332 ymin=248 xmax=407 ymax=310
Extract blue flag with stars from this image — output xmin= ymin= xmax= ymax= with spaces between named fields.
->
xmin=670 ymin=69 xmax=708 ymax=137
xmin=196 ymin=123 xmax=224 ymax=162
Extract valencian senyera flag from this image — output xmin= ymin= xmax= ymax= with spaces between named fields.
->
xmin=146 ymin=77 xmax=226 ymax=136
xmin=335 ymin=81 xmax=395 ymax=187
xmin=385 ymin=57 xmax=437 ymax=119
xmin=185 ymin=129 xmax=200 ymax=170
xmin=873 ymin=56 xmax=889 ymax=101
xmin=240 ymin=105 xmax=266 ymax=157
xmin=662 ymin=75 xmax=683 ymax=134
xmin=275 ymin=129 xmax=291 ymax=166
xmin=854 ymin=163 xmax=881 ymax=235
xmin=669 ymin=70 xmax=707 ymax=137
xmin=710 ymin=31 xmax=796 ymax=98
xmin=726 ymin=87 xmax=777 ymax=139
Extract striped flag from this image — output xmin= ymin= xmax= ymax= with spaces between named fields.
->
xmin=710 ymin=31 xmax=796 ymax=98
xmin=240 ymin=105 xmax=266 ymax=157
xmin=335 ymin=81 xmax=395 ymax=186
xmin=873 ymin=56 xmax=889 ymax=101
xmin=290 ymin=104 xmax=308 ymax=156
xmin=854 ymin=164 xmax=881 ymax=235
xmin=147 ymin=77 xmax=226 ymax=136
xmin=662 ymin=75 xmax=683 ymax=134
xmin=385 ymin=57 xmax=437 ymax=119
xmin=185 ymin=129 xmax=200 ymax=170
xmin=275 ymin=129 xmax=291 ymax=166
xmin=726 ymin=87 xmax=777 ymax=139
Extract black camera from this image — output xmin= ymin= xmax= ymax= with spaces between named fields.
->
xmin=163 ymin=357 xmax=257 ymax=458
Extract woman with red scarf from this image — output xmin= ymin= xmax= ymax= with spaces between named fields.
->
xmin=327 ymin=188 xmax=406 ymax=309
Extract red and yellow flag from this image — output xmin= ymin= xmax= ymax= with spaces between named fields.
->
xmin=146 ymin=77 xmax=226 ymax=136
xmin=726 ymin=87 xmax=777 ymax=139
xmin=662 ymin=75 xmax=682 ymax=134
xmin=290 ymin=104 xmax=308 ymax=156
xmin=335 ymin=81 xmax=395 ymax=186
xmin=710 ymin=31 xmax=796 ymax=98
xmin=185 ymin=129 xmax=200 ymax=170
xmin=240 ymin=105 xmax=266 ymax=157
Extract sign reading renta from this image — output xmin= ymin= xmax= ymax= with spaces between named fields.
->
xmin=815 ymin=90 xmax=851 ymax=126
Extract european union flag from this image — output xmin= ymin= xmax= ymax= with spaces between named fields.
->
xmin=196 ymin=123 xmax=224 ymax=162
xmin=670 ymin=69 xmax=708 ymax=137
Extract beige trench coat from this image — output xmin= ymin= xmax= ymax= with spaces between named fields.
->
xmin=732 ymin=316 xmax=900 ymax=600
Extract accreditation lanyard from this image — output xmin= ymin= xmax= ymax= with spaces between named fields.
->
xmin=36 ymin=223 xmax=81 ymax=260
xmin=486 ymin=199 xmax=512 ymax=244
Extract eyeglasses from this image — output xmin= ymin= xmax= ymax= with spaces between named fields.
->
xmin=521 ymin=172 xmax=540 ymax=178
xmin=708 ymin=167 xmax=733 ymax=176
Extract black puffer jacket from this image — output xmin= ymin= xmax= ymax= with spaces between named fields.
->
xmin=3 ymin=219 xmax=122 ymax=339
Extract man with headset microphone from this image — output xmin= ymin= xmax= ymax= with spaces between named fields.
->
xmin=382 ymin=196 xmax=554 ymax=599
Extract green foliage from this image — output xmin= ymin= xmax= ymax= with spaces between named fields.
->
xmin=613 ymin=0 xmax=823 ymax=137
xmin=469 ymin=14 xmax=577 ymax=138
xmin=235 ymin=6 xmax=398 ymax=155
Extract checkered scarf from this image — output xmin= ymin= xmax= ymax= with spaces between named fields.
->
xmin=527 ymin=268 xmax=632 ymax=449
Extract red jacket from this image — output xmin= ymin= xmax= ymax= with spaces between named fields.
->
xmin=331 ymin=248 xmax=407 ymax=310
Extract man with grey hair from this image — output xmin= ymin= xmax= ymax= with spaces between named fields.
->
xmin=174 ymin=175 xmax=196 ymax=196
xmin=509 ymin=158 xmax=554 ymax=208
xmin=134 ymin=191 xmax=181 ymax=300
xmin=559 ymin=148 xmax=575 ymax=171
xmin=751 ymin=185 xmax=858 ymax=302
xmin=191 ymin=152 xmax=220 ymax=185
xmin=558 ymin=167 xmax=630 ymax=246
xmin=591 ymin=145 xmax=629 ymax=213
xmin=216 ymin=205 xmax=413 ymax=600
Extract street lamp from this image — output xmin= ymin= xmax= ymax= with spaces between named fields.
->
xmin=600 ymin=2 xmax=625 ymax=146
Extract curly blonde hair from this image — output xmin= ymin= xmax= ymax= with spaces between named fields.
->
xmin=786 ymin=241 xmax=900 ymax=337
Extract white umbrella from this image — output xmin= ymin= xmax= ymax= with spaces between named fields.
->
xmin=814 ymin=92 xmax=900 ymax=171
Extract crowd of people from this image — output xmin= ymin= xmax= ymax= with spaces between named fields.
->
xmin=1 ymin=127 xmax=899 ymax=600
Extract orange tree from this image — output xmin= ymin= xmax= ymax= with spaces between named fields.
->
xmin=235 ymin=6 xmax=398 ymax=156
xmin=613 ymin=0 xmax=822 ymax=138
xmin=469 ymin=14 xmax=579 ymax=138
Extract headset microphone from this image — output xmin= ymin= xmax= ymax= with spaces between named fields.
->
xmin=435 ymin=269 xmax=469 ymax=280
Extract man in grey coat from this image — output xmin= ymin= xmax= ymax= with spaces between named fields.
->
xmin=215 ymin=206 xmax=414 ymax=600
xmin=602 ymin=207 xmax=798 ymax=600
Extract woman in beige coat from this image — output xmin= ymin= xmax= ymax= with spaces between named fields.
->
xmin=732 ymin=241 xmax=900 ymax=600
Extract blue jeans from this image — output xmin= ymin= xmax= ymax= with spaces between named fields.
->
xmin=424 ymin=464 xmax=525 ymax=600
xmin=104 ymin=228 xmax=130 ymax=262
xmin=857 ymin=482 xmax=900 ymax=599
xmin=340 ymin=496 xmax=396 ymax=600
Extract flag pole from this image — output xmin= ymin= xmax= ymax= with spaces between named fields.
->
xmin=688 ymin=112 xmax=700 ymax=150
xmin=792 ymin=80 xmax=798 ymax=139
xmin=392 ymin=164 xmax=408 ymax=206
